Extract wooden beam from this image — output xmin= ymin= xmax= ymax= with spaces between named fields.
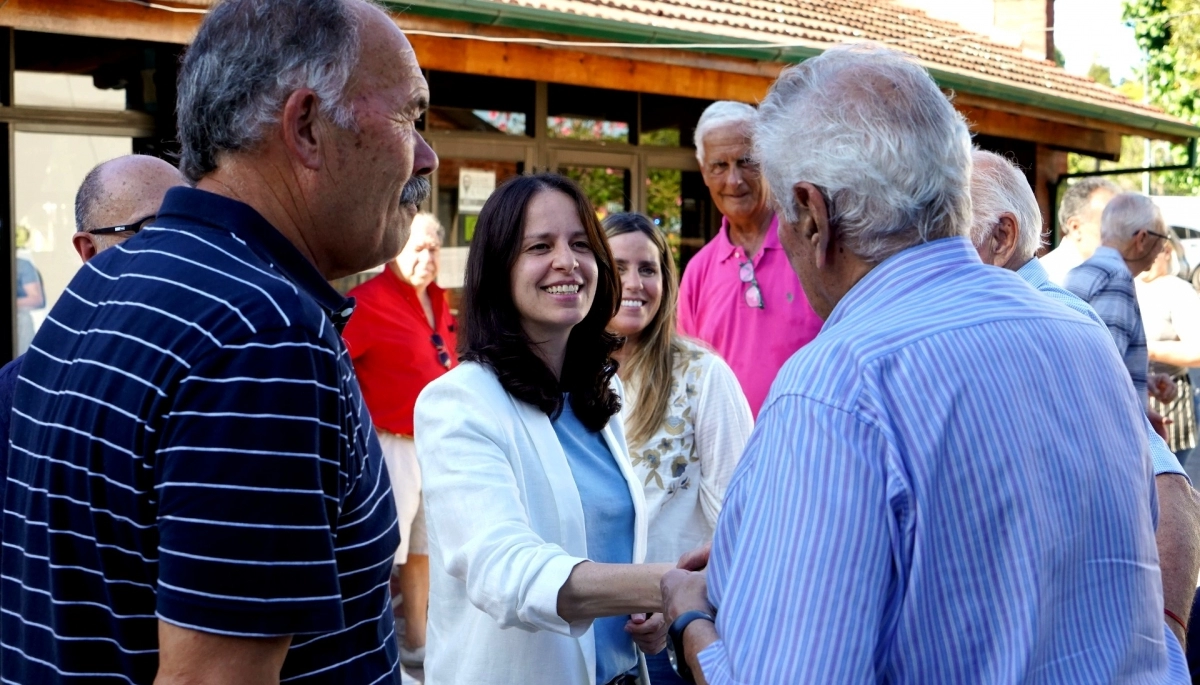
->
xmin=0 ymin=0 xmax=202 ymax=44
xmin=958 ymin=104 xmax=1122 ymax=159
xmin=405 ymin=33 xmax=774 ymax=104
xmin=0 ymin=104 xmax=156 ymax=136
xmin=955 ymin=90 xmax=1188 ymax=145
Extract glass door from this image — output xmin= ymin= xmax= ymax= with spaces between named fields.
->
xmin=549 ymin=148 xmax=639 ymax=221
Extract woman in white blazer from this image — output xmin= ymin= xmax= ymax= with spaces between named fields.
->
xmin=415 ymin=174 xmax=674 ymax=685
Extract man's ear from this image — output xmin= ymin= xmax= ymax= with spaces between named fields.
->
xmin=71 ymin=232 xmax=100 ymax=263
xmin=792 ymin=182 xmax=834 ymax=269
xmin=280 ymin=89 xmax=324 ymax=171
xmin=990 ymin=212 xmax=1020 ymax=267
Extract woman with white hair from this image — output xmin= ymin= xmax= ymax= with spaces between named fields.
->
xmin=1137 ymin=235 xmax=1200 ymax=465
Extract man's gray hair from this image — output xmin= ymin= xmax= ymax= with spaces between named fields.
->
xmin=75 ymin=162 xmax=108 ymax=232
xmin=176 ymin=0 xmax=369 ymax=182
xmin=969 ymin=149 xmax=1043 ymax=261
xmin=694 ymin=101 xmax=757 ymax=164
xmin=1057 ymin=177 xmax=1119 ymax=228
xmin=1100 ymin=192 xmax=1164 ymax=244
xmin=754 ymin=44 xmax=973 ymax=264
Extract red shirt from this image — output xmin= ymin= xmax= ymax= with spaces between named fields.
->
xmin=343 ymin=268 xmax=457 ymax=436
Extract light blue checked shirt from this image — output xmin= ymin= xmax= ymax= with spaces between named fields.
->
xmin=1020 ymin=257 xmax=1186 ymax=480
xmin=700 ymin=237 xmax=1187 ymax=683
xmin=1065 ymin=246 xmax=1150 ymax=400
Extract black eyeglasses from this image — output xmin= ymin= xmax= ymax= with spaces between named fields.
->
xmin=90 ymin=214 xmax=156 ymax=236
xmin=431 ymin=333 xmax=452 ymax=369
xmin=1146 ymin=229 xmax=1172 ymax=242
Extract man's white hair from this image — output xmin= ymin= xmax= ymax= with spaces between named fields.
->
xmin=754 ymin=43 xmax=973 ymax=264
xmin=694 ymin=101 xmax=757 ymax=164
xmin=1101 ymin=192 xmax=1164 ymax=244
xmin=969 ymin=149 xmax=1043 ymax=261
xmin=410 ymin=211 xmax=445 ymax=242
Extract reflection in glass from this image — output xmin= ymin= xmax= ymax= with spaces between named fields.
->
xmin=14 ymin=132 xmax=133 ymax=350
xmin=559 ymin=166 xmax=629 ymax=219
xmin=546 ymin=117 xmax=629 ymax=143
xmin=427 ymin=108 xmax=527 ymax=136
xmin=424 ymin=71 xmax=534 ymax=138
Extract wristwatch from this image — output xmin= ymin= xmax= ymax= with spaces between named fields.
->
xmin=667 ymin=610 xmax=715 ymax=684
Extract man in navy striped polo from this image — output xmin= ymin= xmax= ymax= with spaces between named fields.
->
xmin=0 ymin=0 xmax=437 ymax=683
xmin=660 ymin=44 xmax=1187 ymax=683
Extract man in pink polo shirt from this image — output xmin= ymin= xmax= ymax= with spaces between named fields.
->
xmin=678 ymin=101 xmax=823 ymax=416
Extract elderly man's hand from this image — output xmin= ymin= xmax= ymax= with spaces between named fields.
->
xmin=660 ymin=569 xmax=713 ymax=623
xmin=677 ymin=543 xmax=711 ymax=571
xmin=625 ymin=613 xmax=668 ymax=655
xmin=1150 ymin=373 xmax=1179 ymax=403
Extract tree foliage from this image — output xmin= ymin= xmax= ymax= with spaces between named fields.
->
xmin=1122 ymin=0 xmax=1200 ymax=194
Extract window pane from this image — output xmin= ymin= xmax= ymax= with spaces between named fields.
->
xmin=14 ymin=71 xmax=127 ymax=110
xmin=559 ymin=166 xmax=629 ymax=219
xmin=547 ymin=84 xmax=635 ymax=144
xmin=14 ymin=132 xmax=133 ymax=353
xmin=425 ymin=72 xmax=534 ymax=137
xmin=640 ymin=94 xmax=712 ymax=149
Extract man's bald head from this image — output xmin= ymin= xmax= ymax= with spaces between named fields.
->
xmin=72 ymin=155 xmax=187 ymax=261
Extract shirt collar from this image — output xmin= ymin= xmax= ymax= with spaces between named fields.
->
xmin=1017 ymin=257 xmax=1051 ymax=289
xmin=1090 ymin=246 xmax=1130 ymax=273
xmin=825 ymin=236 xmax=982 ymax=329
xmin=155 ymin=187 xmax=356 ymax=331
xmin=716 ymin=214 xmax=781 ymax=263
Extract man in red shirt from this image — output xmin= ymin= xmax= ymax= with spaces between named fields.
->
xmin=343 ymin=213 xmax=457 ymax=675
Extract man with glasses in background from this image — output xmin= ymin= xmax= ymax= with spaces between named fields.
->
xmin=677 ymin=101 xmax=823 ymax=417
xmin=1066 ymin=192 xmax=1176 ymax=412
xmin=342 ymin=212 xmax=456 ymax=683
xmin=0 ymin=154 xmax=187 ymax=463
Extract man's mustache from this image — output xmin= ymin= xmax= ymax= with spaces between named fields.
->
xmin=400 ymin=175 xmax=431 ymax=207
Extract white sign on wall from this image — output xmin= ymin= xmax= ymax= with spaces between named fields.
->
xmin=458 ymin=169 xmax=496 ymax=214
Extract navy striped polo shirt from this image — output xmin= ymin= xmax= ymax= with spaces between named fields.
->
xmin=1 ymin=187 xmax=401 ymax=684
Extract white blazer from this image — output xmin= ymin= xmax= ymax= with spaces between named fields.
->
xmin=414 ymin=361 xmax=649 ymax=685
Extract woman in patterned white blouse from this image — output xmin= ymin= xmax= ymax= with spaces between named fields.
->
xmin=603 ymin=213 xmax=753 ymax=684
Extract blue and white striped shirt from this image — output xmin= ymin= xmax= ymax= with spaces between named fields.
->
xmin=1019 ymin=257 xmax=1186 ymax=480
xmin=0 ymin=188 xmax=401 ymax=684
xmin=700 ymin=237 xmax=1186 ymax=683
xmin=1065 ymin=246 xmax=1150 ymax=400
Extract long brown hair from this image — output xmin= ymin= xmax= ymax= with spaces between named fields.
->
xmin=603 ymin=213 xmax=680 ymax=447
xmin=460 ymin=174 xmax=623 ymax=431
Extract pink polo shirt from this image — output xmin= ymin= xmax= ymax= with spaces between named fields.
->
xmin=677 ymin=215 xmax=823 ymax=416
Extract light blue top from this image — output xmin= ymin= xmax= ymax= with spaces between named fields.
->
xmin=1020 ymin=256 xmax=1186 ymax=480
xmin=700 ymin=237 xmax=1187 ymax=684
xmin=552 ymin=395 xmax=637 ymax=685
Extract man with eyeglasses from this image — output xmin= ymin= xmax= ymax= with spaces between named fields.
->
xmin=0 ymin=153 xmax=186 ymax=473
xmin=677 ymin=101 xmax=823 ymax=417
xmin=1066 ymin=192 xmax=1176 ymax=410
xmin=341 ymin=212 xmax=456 ymax=681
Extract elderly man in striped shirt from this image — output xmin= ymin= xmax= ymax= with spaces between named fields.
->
xmin=660 ymin=44 xmax=1188 ymax=684
xmin=968 ymin=148 xmax=1200 ymax=652
xmin=0 ymin=1 xmax=437 ymax=683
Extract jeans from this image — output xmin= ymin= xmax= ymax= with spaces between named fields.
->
xmin=645 ymin=650 xmax=688 ymax=685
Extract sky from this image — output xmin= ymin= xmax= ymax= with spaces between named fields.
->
xmin=1053 ymin=0 xmax=1145 ymax=84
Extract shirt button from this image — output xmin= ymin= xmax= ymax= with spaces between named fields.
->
xmin=340 ymin=308 xmax=354 ymax=317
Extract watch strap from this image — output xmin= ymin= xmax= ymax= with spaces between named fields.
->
xmin=667 ymin=610 xmax=715 ymax=684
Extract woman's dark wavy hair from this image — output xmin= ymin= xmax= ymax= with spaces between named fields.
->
xmin=460 ymin=173 xmax=623 ymax=431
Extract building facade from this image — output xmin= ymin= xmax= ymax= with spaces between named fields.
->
xmin=0 ymin=0 xmax=1196 ymax=360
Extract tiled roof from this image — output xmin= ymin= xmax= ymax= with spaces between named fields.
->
xmin=481 ymin=0 xmax=1165 ymax=118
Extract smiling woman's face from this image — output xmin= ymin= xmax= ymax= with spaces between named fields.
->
xmin=607 ymin=231 xmax=663 ymax=344
xmin=511 ymin=189 xmax=599 ymax=342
